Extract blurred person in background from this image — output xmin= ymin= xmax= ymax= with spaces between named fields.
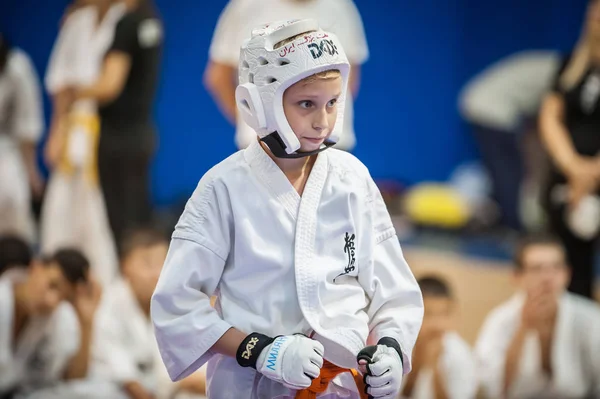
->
xmin=75 ymin=0 xmax=164 ymax=251
xmin=88 ymin=227 xmax=206 ymax=399
xmin=539 ymin=0 xmax=600 ymax=299
xmin=0 ymin=235 xmax=32 ymax=276
xmin=475 ymin=235 xmax=600 ymax=399
xmin=459 ymin=50 xmax=562 ymax=233
xmin=400 ymin=276 xmax=477 ymax=399
xmin=0 ymin=34 xmax=45 ymax=244
xmin=204 ymin=0 xmax=368 ymax=152
xmin=42 ymin=0 xmax=125 ymax=287
xmin=0 ymin=249 xmax=101 ymax=399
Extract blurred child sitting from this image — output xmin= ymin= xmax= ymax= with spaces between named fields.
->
xmin=0 ymin=249 xmax=100 ymax=399
xmin=89 ymin=227 xmax=206 ymax=399
xmin=400 ymin=276 xmax=477 ymax=399
xmin=475 ymin=235 xmax=600 ymax=398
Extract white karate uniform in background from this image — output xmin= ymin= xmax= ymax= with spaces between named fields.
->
xmin=475 ymin=292 xmax=600 ymax=399
xmin=152 ymin=140 xmax=423 ymax=399
xmin=0 ymin=48 xmax=44 ymax=243
xmin=399 ymin=332 xmax=478 ymax=399
xmin=85 ymin=279 xmax=206 ymax=399
xmin=41 ymin=4 xmax=125 ymax=287
xmin=0 ymin=273 xmax=80 ymax=396
xmin=208 ymin=0 xmax=369 ymax=151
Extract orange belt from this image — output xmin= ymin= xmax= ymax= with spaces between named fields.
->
xmin=295 ymin=360 xmax=368 ymax=399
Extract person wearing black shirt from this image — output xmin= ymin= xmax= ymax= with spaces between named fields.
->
xmin=76 ymin=0 xmax=163 ymax=248
xmin=539 ymin=0 xmax=600 ymax=300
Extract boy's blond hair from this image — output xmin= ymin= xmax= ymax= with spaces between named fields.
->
xmin=274 ymin=31 xmax=341 ymax=84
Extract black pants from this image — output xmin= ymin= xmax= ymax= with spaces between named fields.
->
xmin=544 ymin=175 xmax=597 ymax=299
xmin=472 ymin=125 xmax=524 ymax=231
xmin=98 ymin=139 xmax=154 ymax=253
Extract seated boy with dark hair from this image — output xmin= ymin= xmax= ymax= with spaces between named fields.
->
xmin=0 ymin=248 xmax=100 ymax=398
xmin=401 ymin=276 xmax=477 ymax=399
xmin=0 ymin=235 xmax=32 ymax=276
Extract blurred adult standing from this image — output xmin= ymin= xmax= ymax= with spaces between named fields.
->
xmin=76 ymin=0 xmax=164 ymax=249
xmin=539 ymin=0 xmax=600 ymax=299
xmin=42 ymin=0 xmax=125 ymax=287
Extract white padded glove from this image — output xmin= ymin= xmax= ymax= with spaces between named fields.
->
xmin=256 ymin=335 xmax=324 ymax=389
xmin=358 ymin=338 xmax=404 ymax=399
xmin=236 ymin=333 xmax=324 ymax=390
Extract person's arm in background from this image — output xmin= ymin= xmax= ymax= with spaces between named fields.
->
xmin=203 ymin=1 xmax=244 ymax=125
xmin=348 ymin=65 xmax=361 ymax=99
xmin=203 ymin=61 xmax=237 ymax=124
xmin=11 ymin=51 xmax=45 ymax=198
xmin=64 ymin=276 xmax=103 ymax=379
xmin=44 ymin=90 xmax=72 ymax=168
xmin=44 ymin=10 xmax=78 ymax=168
xmin=77 ymin=52 xmax=131 ymax=105
xmin=539 ymin=92 xmax=600 ymax=205
xmin=76 ymin=15 xmax=137 ymax=105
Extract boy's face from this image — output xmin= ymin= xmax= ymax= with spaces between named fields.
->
xmin=516 ymin=244 xmax=570 ymax=298
xmin=27 ymin=262 xmax=75 ymax=316
xmin=282 ymin=75 xmax=342 ymax=152
xmin=122 ymin=243 xmax=167 ymax=304
xmin=420 ymin=296 xmax=453 ymax=338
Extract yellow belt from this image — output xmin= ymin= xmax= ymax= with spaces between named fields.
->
xmin=57 ymin=113 xmax=100 ymax=186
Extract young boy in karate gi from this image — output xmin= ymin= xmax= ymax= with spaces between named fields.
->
xmin=152 ymin=19 xmax=423 ymax=399
xmin=400 ymin=276 xmax=477 ymax=399
xmin=475 ymin=235 xmax=600 ymax=399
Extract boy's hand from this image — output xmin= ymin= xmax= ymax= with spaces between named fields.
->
xmin=72 ymin=275 xmax=102 ymax=325
xmin=236 ymin=333 xmax=324 ymax=390
xmin=357 ymin=337 xmax=404 ymax=399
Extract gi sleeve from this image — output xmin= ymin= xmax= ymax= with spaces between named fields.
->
xmin=92 ymin=297 xmax=140 ymax=384
xmin=358 ymin=175 xmax=423 ymax=374
xmin=151 ymin=174 xmax=233 ymax=382
xmin=45 ymin=303 xmax=81 ymax=381
xmin=10 ymin=51 xmax=44 ymax=143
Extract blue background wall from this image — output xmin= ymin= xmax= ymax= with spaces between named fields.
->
xmin=0 ymin=0 xmax=589 ymax=206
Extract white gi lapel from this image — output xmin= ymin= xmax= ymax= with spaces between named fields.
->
xmin=0 ymin=279 xmax=13 ymax=365
xmin=294 ymin=149 xmax=329 ymax=319
xmin=244 ymin=139 xmax=301 ymax=219
xmin=551 ymin=294 xmax=587 ymax=395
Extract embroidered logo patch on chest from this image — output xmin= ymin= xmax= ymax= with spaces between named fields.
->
xmin=334 ymin=232 xmax=356 ymax=282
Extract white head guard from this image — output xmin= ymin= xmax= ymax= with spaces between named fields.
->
xmin=235 ymin=19 xmax=350 ymax=158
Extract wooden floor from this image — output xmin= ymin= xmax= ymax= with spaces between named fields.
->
xmin=404 ymin=247 xmax=600 ymax=345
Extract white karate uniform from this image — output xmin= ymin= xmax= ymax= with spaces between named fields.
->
xmin=41 ymin=4 xmax=125 ymax=287
xmin=151 ymin=140 xmax=424 ymax=399
xmin=71 ymin=278 xmax=204 ymax=399
xmin=208 ymin=0 xmax=369 ymax=151
xmin=0 ymin=48 xmax=44 ymax=243
xmin=475 ymin=292 xmax=600 ymax=399
xmin=0 ymin=272 xmax=80 ymax=395
xmin=399 ymin=332 xmax=477 ymax=399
